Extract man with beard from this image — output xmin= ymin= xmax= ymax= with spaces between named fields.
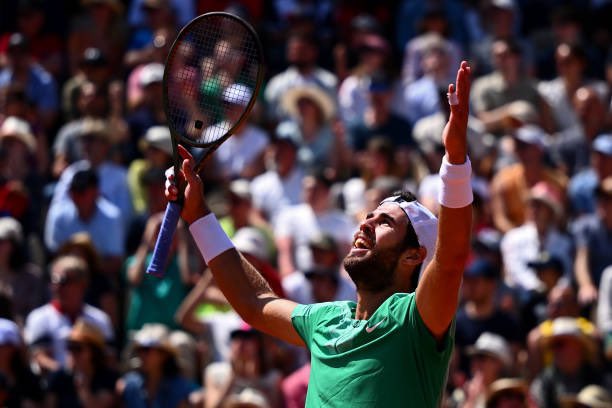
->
xmin=164 ymin=62 xmax=473 ymax=407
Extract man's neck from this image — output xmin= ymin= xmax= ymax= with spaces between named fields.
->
xmin=354 ymin=288 xmax=395 ymax=320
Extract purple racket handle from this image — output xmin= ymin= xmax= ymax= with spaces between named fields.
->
xmin=146 ymin=201 xmax=181 ymax=277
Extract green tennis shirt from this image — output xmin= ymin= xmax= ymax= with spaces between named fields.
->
xmin=291 ymin=292 xmax=454 ymax=407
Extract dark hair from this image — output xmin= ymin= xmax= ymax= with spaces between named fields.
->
xmin=390 ymin=190 xmax=421 ymax=250
xmin=69 ymin=168 xmax=99 ymax=192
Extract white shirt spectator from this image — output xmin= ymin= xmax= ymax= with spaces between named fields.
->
xmin=501 ymin=223 xmax=574 ymax=292
xmin=274 ymin=204 xmax=356 ymax=273
xmin=213 ymin=124 xmax=269 ymax=180
xmin=250 ymin=167 xmax=305 ymax=227
xmin=24 ymin=303 xmax=113 ymax=367
xmin=51 ymin=160 xmax=132 ymax=225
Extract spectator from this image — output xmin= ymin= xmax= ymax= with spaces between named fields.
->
xmin=67 ymin=0 xmax=127 ymax=75
xmin=0 ymin=0 xmax=64 ymax=78
xmin=61 ymin=47 xmax=116 ymax=121
xmin=453 ymin=332 xmax=513 ymax=408
xmin=250 ymin=128 xmax=305 ymax=227
xmin=500 ymin=181 xmax=573 ymax=296
xmin=525 ymin=284 xmax=597 ymax=381
xmin=204 ymin=323 xmax=283 ymax=408
xmin=24 ymin=255 xmax=114 ymax=376
xmin=530 ymin=317 xmax=607 ymax=407
xmin=274 ymin=170 xmax=355 ymax=277
xmin=282 ymin=233 xmax=356 ymax=305
xmin=485 ymin=378 xmax=534 ymax=408
xmin=117 ymin=323 xmax=197 ymax=407
xmin=126 ymin=62 xmax=166 ymax=145
xmin=56 ymin=233 xmax=118 ymax=332
xmin=471 ymin=38 xmax=554 ymax=136
xmin=126 ymin=125 xmax=173 ymax=216
xmin=0 ymin=216 xmax=46 ymax=327
xmin=469 ymin=0 xmax=532 ymax=76
xmin=572 ymin=176 xmax=612 ymax=307
xmin=264 ymin=31 xmax=337 ymax=120
xmin=550 ymin=86 xmax=608 ymax=177
xmin=0 ymin=33 xmax=58 ymax=129
xmin=538 ymin=43 xmax=608 ymax=135
xmin=50 ymin=118 xmax=132 ymax=227
xmin=396 ymin=34 xmax=455 ymax=125
xmin=523 ymin=252 xmax=568 ymax=329
xmin=568 ymin=134 xmax=612 ymax=216
xmin=280 ymin=84 xmax=351 ymax=174
xmin=337 ymin=33 xmax=390 ymax=126
xmin=219 ymin=179 xmax=273 ymax=241
xmin=490 ymin=125 xmax=567 ymax=233
xmin=45 ymin=168 xmax=125 ymax=275
xmin=455 ymin=258 xmax=522 ymax=376
xmin=44 ymin=319 xmax=119 ymax=407
xmin=0 ymin=318 xmax=44 ymax=406
xmin=400 ymin=5 xmax=463 ymax=86
xmin=0 ymin=116 xmax=43 ymax=225
xmin=346 ymin=71 xmax=413 ymax=152
xmin=124 ymin=212 xmax=192 ymax=332
xmin=126 ymin=0 xmax=183 ymax=55
xmin=125 ymin=27 xmax=174 ymax=111
xmin=53 ymin=80 xmax=129 ymax=176
xmin=211 ymin=84 xmax=269 ymax=182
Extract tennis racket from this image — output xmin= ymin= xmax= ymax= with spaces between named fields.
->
xmin=147 ymin=12 xmax=264 ymax=276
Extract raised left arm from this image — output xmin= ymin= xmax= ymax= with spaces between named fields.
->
xmin=416 ymin=61 xmax=473 ymax=339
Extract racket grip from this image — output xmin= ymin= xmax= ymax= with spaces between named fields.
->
xmin=146 ymin=201 xmax=182 ymax=277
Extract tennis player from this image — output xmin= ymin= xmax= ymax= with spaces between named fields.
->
xmin=167 ymin=61 xmax=473 ymax=407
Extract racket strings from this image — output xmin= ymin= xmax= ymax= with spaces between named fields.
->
xmin=165 ymin=14 xmax=261 ymax=146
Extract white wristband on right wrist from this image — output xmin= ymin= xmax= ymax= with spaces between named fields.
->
xmin=189 ymin=213 xmax=235 ymax=264
xmin=438 ymin=155 xmax=473 ymax=208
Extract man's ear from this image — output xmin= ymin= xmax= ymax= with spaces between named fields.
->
xmin=400 ymin=246 xmax=427 ymax=267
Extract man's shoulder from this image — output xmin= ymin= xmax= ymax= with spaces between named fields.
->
xmin=26 ymin=303 xmax=57 ymax=321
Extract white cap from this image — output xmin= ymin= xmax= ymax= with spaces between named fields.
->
xmin=0 ymin=318 xmax=21 ymax=346
xmin=490 ymin=0 xmax=516 ymax=11
xmin=139 ymin=63 xmax=164 ymax=87
xmin=379 ymin=196 xmax=438 ymax=272
xmin=232 ymin=227 xmax=269 ymax=261
xmin=0 ymin=217 xmax=23 ymax=243
xmin=143 ymin=126 xmax=172 ymax=155
xmin=0 ymin=116 xmax=36 ymax=152
xmin=467 ymin=332 xmax=512 ymax=368
xmin=223 ymin=83 xmax=252 ymax=107
xmin=514 ymin=125 xmax=548 ymax=149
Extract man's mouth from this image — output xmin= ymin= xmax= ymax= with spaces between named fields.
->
xmin=353 ymin=233 xmax=374 ymax=250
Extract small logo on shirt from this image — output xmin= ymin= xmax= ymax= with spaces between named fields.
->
xmin=365 ymin=317 xmax=388 ymax=333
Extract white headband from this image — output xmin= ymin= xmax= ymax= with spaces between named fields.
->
xmin=379 ymin=196 xmax=439 ymax=272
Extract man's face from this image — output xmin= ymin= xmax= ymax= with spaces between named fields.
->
xmin=343 ymin=203 xmax=410 ymax=291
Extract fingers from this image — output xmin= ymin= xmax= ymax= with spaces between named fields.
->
xmin=455 ymin=61 xmax=471 ymax=104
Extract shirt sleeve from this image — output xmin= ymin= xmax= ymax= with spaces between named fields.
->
xmin=291 ymin=302 xmax=338 ymax=348
xmin=404 ymin=294 xmax=454 ymax=361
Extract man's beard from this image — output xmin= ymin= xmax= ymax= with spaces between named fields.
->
xmin=343 ymin=244 xmax=404 ymax=292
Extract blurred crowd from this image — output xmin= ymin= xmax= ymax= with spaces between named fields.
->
xmin=0 ymin=0 xmax=612 ymax=407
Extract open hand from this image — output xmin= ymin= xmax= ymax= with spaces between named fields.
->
xmin=442 ymin=61 xmax=471 ymax=164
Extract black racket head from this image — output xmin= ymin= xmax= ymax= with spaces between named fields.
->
xmin=163 ymin=12 xmax=264 ymax=148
